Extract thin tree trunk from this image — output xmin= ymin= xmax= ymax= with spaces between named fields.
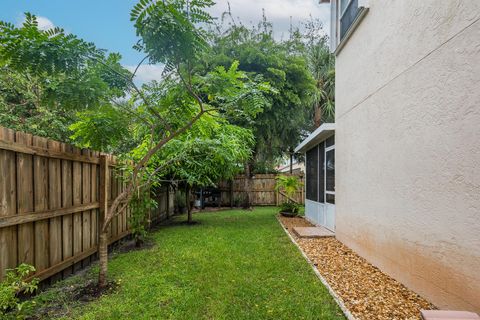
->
xmin=186 ymin=185 xmax=192 ymax=223
xmin=243 ymin=162 xmax=253 ymax=209
xmin=229 ymin=179 xmax=233 ymax=208
xmin=314 ymin=102 xmax=322 ymax=128
xmin=98 ymin=231 xmax=108 ymax=288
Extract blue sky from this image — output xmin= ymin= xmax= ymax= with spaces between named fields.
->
xmin=0 ymin=0 xmax=142 ymax=65
xmin=0 ymin=0 xmax=329 ymax=82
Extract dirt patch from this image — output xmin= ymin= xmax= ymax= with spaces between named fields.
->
xmin=278 ymin=215 xmax=436 ymax=320
xmin=27 ymin=275 xmax=118 ymax=320
xmin=72 ymin=279 xmax=117 ymax=302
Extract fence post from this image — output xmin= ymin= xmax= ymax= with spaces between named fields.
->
xmin=98 ymin=155 xmax=109 ymax=245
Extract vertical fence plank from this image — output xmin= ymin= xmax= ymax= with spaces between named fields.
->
xmin=48 ymin=140 xmax=62 ymax=282
xmin=16 ymin=132 xmax=34 ymax=265
xmin=110 ymin=166 xmax=118 ymax=239
xmin=61 ymin=143 xmax=73 ymax=277
xmin=0 ymin=128 xmax=17 ymax=278
xmin=91 ymin=152 xmax=98 ymax=253
xmin=117 ymin=174 xmax=123 ymax=235
xmin=82 ymin=150 xmax=92 ymax=267
xmin=33 ymin=136 xmax=49 ymax=274
xmin=72 ymin=147 xmax=83 ymax=272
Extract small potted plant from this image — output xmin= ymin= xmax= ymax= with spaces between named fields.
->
xmin=275 ymin=175 xmax=302 ymax=217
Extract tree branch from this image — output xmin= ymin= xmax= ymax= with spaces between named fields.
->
xmin=130 ymin=55 xmax=150 ymax=81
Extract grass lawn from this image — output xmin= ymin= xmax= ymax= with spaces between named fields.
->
xmin=32 ymin=207 xmax=345 ymax=319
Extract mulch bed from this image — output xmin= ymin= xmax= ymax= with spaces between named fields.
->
xmin=278 ymin=215 xmax=436 ymax=320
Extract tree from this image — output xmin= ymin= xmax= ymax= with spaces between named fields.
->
xmin=0 ymin=13 xmax=129 ymax=142
xmin=1 ymin=2 xmax=270 ymax=288
xmin=205 ymin=18 xmax=317 ymax=172
xmin=303 ymin=19 xmax=335 ymax=127
xmin=159 ymin=113 xmax=254 ymax=223
xmin=70 ymin=0 xmax=270 ymax=288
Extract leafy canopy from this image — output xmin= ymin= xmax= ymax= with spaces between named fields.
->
xmin=204 ymin=14 xmax=317 ymax=172
xmin=0 ymin=13 xmax=130 ymax=141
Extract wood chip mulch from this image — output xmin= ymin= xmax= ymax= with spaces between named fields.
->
xmin=278 ymin=215 xmax=436 ymax=320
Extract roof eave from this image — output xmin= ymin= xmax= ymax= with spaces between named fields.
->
xmin=294 ymin=123 xmax=335 ymax=153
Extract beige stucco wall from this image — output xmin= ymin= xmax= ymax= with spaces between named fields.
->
xmin=335 ymin=0 xmax=480 ymax=312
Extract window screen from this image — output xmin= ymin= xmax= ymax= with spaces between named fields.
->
xmin=318 ymin=142 xmax=325 ymax=202
xmin=326 ymin=149 xmax=335 ymax=192
xmin=306 ymin=145 xmax=318 ymax=201
xmin=326 ymin=135 xmax=335 ymax=148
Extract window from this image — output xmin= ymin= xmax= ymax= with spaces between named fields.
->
xmin=330 ymin=0 xmax=369 ymax=52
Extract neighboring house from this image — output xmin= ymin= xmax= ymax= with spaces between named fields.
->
xmin=297 ymin=0 xmax=480 ymax=313
xmin=275 ymin=158 xmax=305 ymax=174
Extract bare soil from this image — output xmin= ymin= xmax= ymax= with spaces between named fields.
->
xmin=278 ymin=215 xmax=436 ymax=320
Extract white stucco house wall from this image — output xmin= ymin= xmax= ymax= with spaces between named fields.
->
xmin=297 ymin=0 xmax=480 ymax=313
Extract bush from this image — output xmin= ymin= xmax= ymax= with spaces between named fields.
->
xmin=0 ymin=263 xmax=38 ymax=319
xmin=279 ymin=202 xmax=300 ymax=216
xmin=275 ymin=175 xmax=302 ymax=217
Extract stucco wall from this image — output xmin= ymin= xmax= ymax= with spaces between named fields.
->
xmin=335 ymin=0 xmax=480 ymax=312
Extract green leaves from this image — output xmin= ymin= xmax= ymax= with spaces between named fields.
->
xmin=157 ymin=114 xmax=255 ymax=187
xmin=1 ymin=13 xmax=99 ymax=76
xmin=0 ymin=13 xmax=131 ymax=143
xmin=0 ymin=263 xmax=38 ymax=318
xmin=69 ymin=104 xmax=132 ymax=152
xmin=275 ymin=175 xmax=303 ymax=200
xmin=131 ymin=0 xmax=213 ymax=67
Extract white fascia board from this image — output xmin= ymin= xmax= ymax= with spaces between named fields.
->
xmin=358 ymin=0 xmax=369 ymax=8
xmin=294 ymin=123 xmax=335 ymax=153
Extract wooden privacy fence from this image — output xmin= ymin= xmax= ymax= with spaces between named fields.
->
xmin=218 ymin=173 xmax=304 ymax=206
xmin=0 ymin=126 xmax=173 ymax=282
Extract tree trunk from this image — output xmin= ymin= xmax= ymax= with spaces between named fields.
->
xmin=186 ymin=184 xmax=192 ymax=223
xmin=229 ymin=180 xmax=234 ymax=208
xmin=314 ymin=103 xmax=322 ymax=128
xmin=98 ymin=231 xmax=108 ymax=288
xmin=243 ymin=162 xmax=253 ymax=209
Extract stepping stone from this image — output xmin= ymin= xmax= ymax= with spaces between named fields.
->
xmin=421 ymin=310 xmax=480 ymax=320
xmin=292 ymin=226 xmax=335 ymax=238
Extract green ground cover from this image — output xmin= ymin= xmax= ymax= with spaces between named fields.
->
xmin=30 ymin=207 xmax=344 ymax=320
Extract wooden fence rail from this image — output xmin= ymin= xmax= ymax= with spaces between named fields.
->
xmin=0 ymin=126 xmax=173 ymax=282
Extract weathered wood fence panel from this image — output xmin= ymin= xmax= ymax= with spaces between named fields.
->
xmin=218 ymin=173 xmax=304 ymax=206
xmin=0 ymin=126 xmax=173 ymax=282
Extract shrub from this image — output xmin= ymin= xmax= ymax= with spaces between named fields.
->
xmin=275 ymin=175 xmax=302 ymax=217
xmin=279 ymin=202 xmax=300 ymax=214
xmin=0 ymin=263 xmax=38 ymax=319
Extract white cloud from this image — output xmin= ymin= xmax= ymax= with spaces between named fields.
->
xmin=36 ymin=16 xmax=55 ymax=31
xmin=208 ymin=0 xmax=331 ymax=39
xmin=125 ymin=64 xmax=165 ymax=83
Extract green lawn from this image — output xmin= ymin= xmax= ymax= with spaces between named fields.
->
xmin=34 ymin=207 xmax=345 ymax=319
